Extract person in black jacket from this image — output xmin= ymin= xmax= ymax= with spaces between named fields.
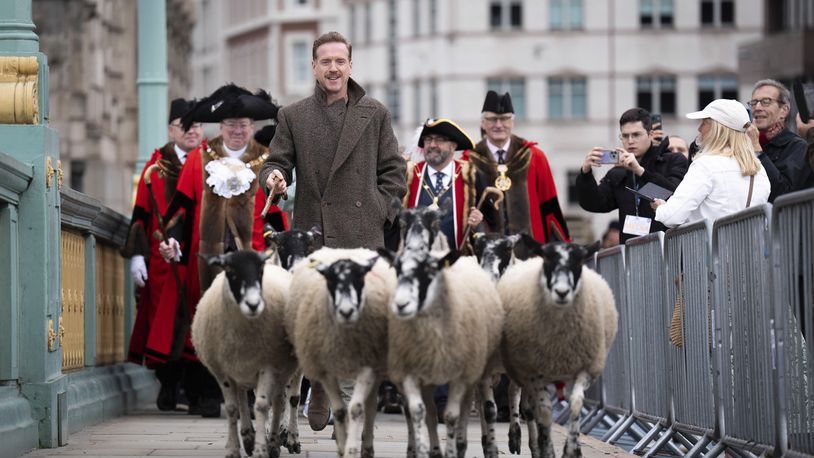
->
xmin=747 ymin=79 xmax=813 ymax=202
xmin=576 ymin=107 xmax=688 ymax=243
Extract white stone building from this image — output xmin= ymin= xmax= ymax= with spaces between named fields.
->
xmin=192 ymin=0 xmax=765 ymax=239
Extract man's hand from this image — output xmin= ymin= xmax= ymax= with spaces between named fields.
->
xmin=797 ymin=113 xmax=814 ymax=139
xmin=265 ymin=169 xmax=288 ymax=197
xmin=618 ymin=150 xmax=645 ymax=176
xmin=159 ymin=238 xmax=181 ymax=263
xmin=581 ymin=147 xmax=606 ymax=173
xmin=468 ymin=207 xmax=483 ymax=228
xmin=746 ymin=123 xmax=762 ymax=152
xmin=130 ymin=255 xmax=148 ymax=288
xmin=650 ymin=198 xmax=666 ymax=211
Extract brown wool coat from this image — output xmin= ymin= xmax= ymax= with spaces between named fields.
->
xmin=260 ymin=79 xmax=407 ymax=249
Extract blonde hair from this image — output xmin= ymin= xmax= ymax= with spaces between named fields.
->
xmin=696 ymin=119 xmax=761 ymax=176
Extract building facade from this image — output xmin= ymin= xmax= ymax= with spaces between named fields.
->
xmin=192 ymin=0 xmax=765 ymax=237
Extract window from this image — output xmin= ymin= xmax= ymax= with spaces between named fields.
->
xmin=697 ymin=74 xmax=738 ymax=109
xmin=701 ymin=0 xmax=735 ymax=27
xmin=387 ymin=83 xmax=401 ymax=122
xmin=414 ymin=80 xmax=422 ymax=123
xmin=364 ymin=3 xmax=372 ymax=43
xmin=70 ymin=160 xmax=86 ymax=192
xmin=636 ymin=75 xmax=676 ymax=115
xmin=291 ymin=41 xmax=310 ymax=85
xmin=567 ymin=169 xmax=581 ymax=204
xmin=490 ymin=0 xmax=522 ymax=30
xmin=487 ymin=77 xmax=526 ymax=120
xmin=550 ymin=0 xmax=583 ymax=30
xmin=429 ymin=0 xmax=438 ymax=33
xmin=349 ymin=5 xmax=357 ymax=43
xmin=548 ymin=77 xmax=587 ymax=120
xmin=641 ymin=0 xmax=673 ymax=28
xmin=430 ymin=78 xmax=438 ymax=115
xmin=413 ymin=0 xmax=420 ymax=36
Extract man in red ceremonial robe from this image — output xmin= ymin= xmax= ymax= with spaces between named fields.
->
xmin=157 ymin=84 xmax=287 ymax=417
xmin=468 ymin=91 xmax=570 ymax=244
xmin=121 ymin=98 xmax=201 ymax=411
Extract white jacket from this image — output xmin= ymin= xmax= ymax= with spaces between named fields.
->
xmin=655 ymin=154 xmax=770 ymax=228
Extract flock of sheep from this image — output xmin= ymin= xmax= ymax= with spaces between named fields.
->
xmin=190 ymin=205 xmax=618 ymax=458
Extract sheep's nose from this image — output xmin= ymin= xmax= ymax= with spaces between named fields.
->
xmin=339 ymin=308 xmax=353 ymax=319
xmin=554 ymin=288 xmax=569 ymax=300
xmin=245 ymin=301 xmax=260 ymax=311
xmin=395 ymin=302 xmax=409 ymax=311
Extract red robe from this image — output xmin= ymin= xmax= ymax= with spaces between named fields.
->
xmin=122 ymin=144 xmax=184 ymax=366
xmin=404 ymin=159 xmax=476 ymax=250
xmin=149 ymin=138 xmax=288 ymax=363
xmin=470 ymin=136 xmax=570 ymax=243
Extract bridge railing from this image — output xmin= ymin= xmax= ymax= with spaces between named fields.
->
xmin=575 ymin=188 xmax=814 ymax=457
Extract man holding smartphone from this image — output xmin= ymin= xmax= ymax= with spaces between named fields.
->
xmin=576 ymin=107 xmax=688 ymax=243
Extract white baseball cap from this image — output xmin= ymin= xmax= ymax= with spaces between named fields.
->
xmin=685 ymin=99 xmax=750 ymax=132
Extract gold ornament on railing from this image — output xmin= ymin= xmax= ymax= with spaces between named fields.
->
xmin=56 ymin=159 xmax=63 ymax=189
xmin=0 ymin=56 xmax=39 ymax=124
xmin=46 ymin=157 xmax=54 ymax=190
xmin=48 ymin=318 xmax=57 ymax=352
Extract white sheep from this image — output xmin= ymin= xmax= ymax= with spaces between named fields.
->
xmin=378 ymin=245 xmax=505 ymax=458
xmin=499 ymin=241 xmax=618 ymax=458
xmin=191 ymin=250 xmax=299 ymax=458
xmin=286 ymin=247 xmax=396 ymax=458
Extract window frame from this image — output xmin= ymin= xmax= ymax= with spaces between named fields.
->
xmin=548 ymin=76 xmax=588 ymax=120
xmin=489 ymin=0 xmax=523 ymax=31
xmin=636 ymin=75 xmax=677 ymax=116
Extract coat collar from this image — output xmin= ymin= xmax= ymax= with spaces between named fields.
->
xmin=325 ymin=78 xmax=376 ymax=178
xmin=314 ymin=77 xmax=366 ymax=107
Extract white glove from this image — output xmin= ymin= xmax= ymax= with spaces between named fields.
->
xmin=159 ymin=238 xmax=181 ymax=263
xmin=130 ymin=255 xmax=148 ymax=288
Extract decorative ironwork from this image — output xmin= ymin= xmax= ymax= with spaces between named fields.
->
xmin=46 ymin=157 xmax=54 ymax=190
xmin=96 ymin=243 xmax=125 ymax=365
xmin=0 ymin=56 xmax=39 ymax=124
xmin=61 ymin=229 xmax=85 ymax=371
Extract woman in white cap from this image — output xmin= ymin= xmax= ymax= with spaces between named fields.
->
xmin=652 ymin=99 xmax=770 ymax=226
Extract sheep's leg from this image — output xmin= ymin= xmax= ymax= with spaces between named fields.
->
xmin=403 ymin=375 xmax=431 ymax=458
xmin=360 ymin=375 xmax=380 ymax=458
xmin=344 ymin=367 xmax=376 ymax=458
xmin=520 ymin=387 xmax=539 ymax=457
xmin=562 ymin=372 xmax=590 ymax=458
xmin=250 ymin=370 xmax=273 ymax=458
xmin=477 ymin=377 xmax=498 ymax=458
xmin=217 ymin=377 xmax=242 ymax=458
xmin=403 ymin=394 xmax=417 ymax=458
xmin=236 ymin=388 xmax=256 ymax=456
xmin=268 ymin=371 xmax=290 ymax=458
xmin=322 ymin=376 xmax=349 ymax=456
xmin=283 ymin=369 xmax=303 ymax=453
xmin=508 ymin=381 xmax=522 ymax=454
xmin=531 ymin=380 xmax=555 ymax=458
xmin=456 ymin=388 xmax=472 ymax=458
xmin=421 ymin=385 xmax=442 ymax=458
xmin=443 ymin=382 xmax=467 ymax=458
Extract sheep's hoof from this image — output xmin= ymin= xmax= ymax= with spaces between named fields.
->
xmin=406 ymin=445 xmax=416 ymax=458
xmin=429 ymin=449 xmax=443 ymax=458
xmin=456 ymin=439 xmax=468 ymax=458
xmin=241 ymin=427 xmax=256 ymax=456
xmin=562 ymin=443 xmax=583 ymax=458
xmin=508 ymin=422 xmax=522 ymax=454
xmin=481 ymin=436 xmax=498 ymax=458
xmin=253 ymin=443 xmax=270 ymax=458
xmin=285 ymin=434 xmax=301 ymax=454
xmin=361 ymin=445 xmax=375 ymax=458
xmin=278 ymin=427 xmax=288 ymax=444
xmin=225 ymin=450 xmax=241 ymax=458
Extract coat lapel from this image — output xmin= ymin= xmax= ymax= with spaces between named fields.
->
xmin=328 ymin=103 xmax=374 ymax=177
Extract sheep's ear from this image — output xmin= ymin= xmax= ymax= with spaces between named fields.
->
xmin=376 ymin=247 xmax=396 ymax=266
xmin=548 ymin=220 xmax=566 ymax=243
xmin=203 ymin=253 xmax=227 ymax=267
xmin=540 ymin=243 xmax=559 ymax=260
xmin=361 ymin=256 xmax=379 ymax=273
xmin=520 ymin=233 xmax=543 ymax=256
xmin=507 ymin=234 xmax=522 ymax=246
xmin=472 ymin=233 xmax=487 ymax=258
xmin=314 ymin=262 xmax=330 ymax=277
xmin=309 ymin=225 xmax=323 ymax=238
xmin=435 ymin=249 xmax=460 ymax=270
xmin=582 ymin=241 xmax=600 ymax=261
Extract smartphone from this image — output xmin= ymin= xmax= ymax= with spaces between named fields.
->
xmin=746 ymin=105 xmax=753 ymax=122
xmin=651 ymin=113 xmax=663 ymax=131
xmin=793 ymin=80 xmax=814 ymax=123
xmin=598 ymin=149 xmax=619 ymax=164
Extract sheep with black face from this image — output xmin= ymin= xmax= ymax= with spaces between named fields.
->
xmin=286 ymin=247 xmax=395 ymax=458
xmin=499 ymin=240 xmax=618 ymax=458
xmin=191 ymin=250 xmax=298 ymax=458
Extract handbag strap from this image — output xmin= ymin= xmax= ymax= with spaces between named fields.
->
xmin=746 ymin=175 xmax=755 ymax=207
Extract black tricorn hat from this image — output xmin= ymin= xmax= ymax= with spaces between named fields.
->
xmin=418 ymin=118 xmax=475 ymax=151
xmin=168 ymin=98 xmax=195 ymax=124
xmin=253 ymin=123 xmax=277 ymax=147
xmin=181 ymin=84 xmax=280 ymax=130
xmin=481 ymin=90 xmax=514 ymax=114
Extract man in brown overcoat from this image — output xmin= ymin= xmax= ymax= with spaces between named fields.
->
xmin=260 ymin=31 xmax=407 ymax=432
xmin=261 ymin=31 xmax=406 ymax=249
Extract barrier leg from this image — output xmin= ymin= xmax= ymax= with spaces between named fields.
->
xmin=642 ymin=425 xmax=675 ymax=457
xmin=701 ymin=441 xmax=727 ymax=458
xmin=603 ymin=414 xmax=635 ymax=443
xmin=684 ymin=433 xmax=711 ymax=458
xmin=580 ymin=408 xmax=605 ymax=434
xmin=632 ymin=421 xmax=663 ymax=455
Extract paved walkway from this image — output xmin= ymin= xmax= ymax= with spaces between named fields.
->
xmin=22 ymin=405 xmax=633 ymax=457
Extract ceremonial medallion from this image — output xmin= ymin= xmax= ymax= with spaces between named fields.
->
xmin=495 ymin=164 xmax=512 ymax=191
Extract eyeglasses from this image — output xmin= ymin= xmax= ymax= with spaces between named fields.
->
xmin=619 ymin=131 xmax=648 ymax=141
xmin=221 ymin=121 xmax=252 ymax=130
xmin=482 ymin=114 xmax=514 ymax=124
xmin=171 ymin=122 xmax=202 ymax=130
xmin=423 ymin=135 xmax=450 ymax=145
xmin=747 ymin=98 xmax=781 ymax=107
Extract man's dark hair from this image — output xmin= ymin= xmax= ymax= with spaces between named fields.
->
xmin=312 ymin=31 xmax=352 ymax=61
xmin=619 ymin=107 xmax=652 ymax=131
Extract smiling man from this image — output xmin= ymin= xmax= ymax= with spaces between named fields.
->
xmin=746 ymin=79 xmax=812 ymax=201
xmin=259 ymin=31 xmax=406 ymax=433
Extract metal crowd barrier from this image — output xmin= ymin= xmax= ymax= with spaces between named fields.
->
xmin=772 ymin=188 xmax=814 ymax=456
xmin=662 ymin=220 xmax=718 ymax=455
xmin=594 ymin=246 xmax=635 ymax=440
xmin=710 ymin=204 xmax=776 ymax=455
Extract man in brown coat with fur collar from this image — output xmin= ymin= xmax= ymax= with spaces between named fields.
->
xmin=260 ymin=30 xmax=406 ymax=432
xmin=261 ymin=31 xmax=406 ymax=250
